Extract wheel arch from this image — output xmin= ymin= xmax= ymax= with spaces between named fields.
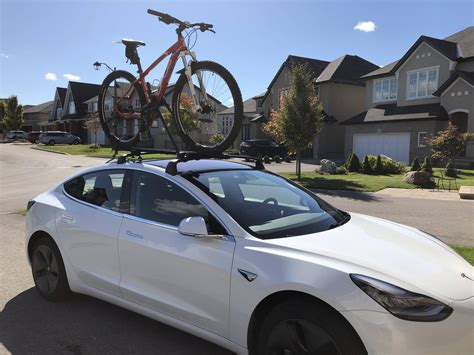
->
xmin=27 ymin=230 xmax=56 ymax=262
xmin=247 ymin=290 xmax=363 ymax=353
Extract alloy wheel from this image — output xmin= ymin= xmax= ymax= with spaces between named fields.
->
xmin=32 ymin=245 xmax=59 ymax=295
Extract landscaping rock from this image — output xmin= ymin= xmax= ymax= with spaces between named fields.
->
xmin=320 ymin=159 xmax=337 ymax=174
xmin=403 ymin=171 xmax=432 ymax=185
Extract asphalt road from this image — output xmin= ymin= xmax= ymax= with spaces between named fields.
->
xmin=0 ymin=143 xmax=473 ymax=354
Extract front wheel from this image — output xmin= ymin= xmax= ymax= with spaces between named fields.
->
xmin=172 ymin=61 xmax=243 ymax=154
xmin=98 ymin=70 xmax=147 ymax=149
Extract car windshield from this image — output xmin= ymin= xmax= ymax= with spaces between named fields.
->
xmin=188 ymin=170 xmax=349 ymax=239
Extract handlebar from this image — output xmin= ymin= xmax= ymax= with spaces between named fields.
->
xmin=147 ymin=9 xmax=215 ymax=33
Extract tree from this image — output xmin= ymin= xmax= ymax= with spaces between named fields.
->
xmin=267 ymin=64 xmax=324 ymax=179
xmin=410 ymin=157 xmax=421 ymax=171
xmin=429 ymin=122 xmax=472 ymax=163
xmin=362 ymin=155 xmax=374 ymax=174
xmin=209 ymin=132 xmax=224 ymax=146
xmin=261 ymin=109 xmax=284 ymax=143
xmin=373 ymin=155 xmax=384 ymax=175
xmin=162 ymin=94 xmax=200 ymax=135
xmin=0 ymin=101 xmax=5 ymax=131
xmin=84 ymin=112 xmax=102 ymax=147
xmin=4 ymin=96 xmax=24 ymax=130
xmin=421 ymin=156 xmax=433 ymax=175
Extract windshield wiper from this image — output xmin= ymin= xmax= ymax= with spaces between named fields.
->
xmin=328 ymin=213 xmax=351 ymax=230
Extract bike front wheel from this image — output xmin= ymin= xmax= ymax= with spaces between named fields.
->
xmin=98 ymin=70 xmax=147 ymax=149
xmin=172 ymin=61 xmax=243 ymax=154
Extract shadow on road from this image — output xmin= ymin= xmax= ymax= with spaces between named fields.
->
xmin=0 ymin=288 xmax=233 ymax=354
xmin=312 ymin=188 xmax=382 ymax=202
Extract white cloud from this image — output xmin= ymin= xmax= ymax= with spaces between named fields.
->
xmin=0 ymin=53 xmax=8 ymax=59
xmin=354 ymin=21 xmax=377 ymax=32
xmin=45 ymin=72 xmax=57 ymax=81
xmin=63 ymin=73 xmax=80 ymax=81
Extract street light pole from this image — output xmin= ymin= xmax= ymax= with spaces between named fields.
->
xmin=93 ymin=61 xmax=118 ymax=135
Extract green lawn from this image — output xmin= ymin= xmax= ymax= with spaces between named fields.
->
xmin=281 ymin=168 xmax=474 ymax=192
xmin=451 ymin=246 xmax=474 ymax=265
xmin=34 ymin=144 xmax=174 ymax=159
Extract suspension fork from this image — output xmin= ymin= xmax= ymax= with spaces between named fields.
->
xmin=180 ymin=51 xmax=209 ymax=112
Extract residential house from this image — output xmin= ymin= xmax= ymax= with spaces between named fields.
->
xmin=43 ymin=82 xmax=100 ymax=142
xmin=342 ymin=26 xmax=474 ymax=166
xmin=262 ymin=54 xmax=379 ymax=160
xmin=22 ymin=101 xmax=53 ymax=131
xmin=218 ymin=92 xmax=266 ymax=149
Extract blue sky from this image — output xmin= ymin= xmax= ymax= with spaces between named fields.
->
xmin=0 ymin=0 xmax=472 ymax=105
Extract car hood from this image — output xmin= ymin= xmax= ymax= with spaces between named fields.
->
xmin=265 ymin=213 xmax=473 ymax=300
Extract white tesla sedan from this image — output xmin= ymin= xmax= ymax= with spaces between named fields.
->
xmin=26 ymin=158 xmax=473 ymax=354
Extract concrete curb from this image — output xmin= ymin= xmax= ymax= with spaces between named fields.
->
xmin=30 ymin=146 xmax=70 ymax=155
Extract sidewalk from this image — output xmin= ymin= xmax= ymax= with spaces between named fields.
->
xmin=375 ymin=188 xmax=471 ymax=201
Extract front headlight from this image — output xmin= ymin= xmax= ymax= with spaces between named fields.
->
xmin=350 ymin=274 xmax=453 ymax=322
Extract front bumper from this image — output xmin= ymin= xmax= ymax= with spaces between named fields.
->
xmin=342 ymin=297 xmax=474 ymax=355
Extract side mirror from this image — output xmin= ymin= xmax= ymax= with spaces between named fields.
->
xmin=178 ymin=216 xmax=226 ymax=240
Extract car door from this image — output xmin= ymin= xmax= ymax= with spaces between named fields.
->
xmin=118 ymin=169 xmax=235 ymax=338
xmin=57 ymin=169 xmax=127 ymax=296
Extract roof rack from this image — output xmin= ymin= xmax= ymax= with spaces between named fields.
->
xmin=107 ymin=146 xmax=265 ymax=175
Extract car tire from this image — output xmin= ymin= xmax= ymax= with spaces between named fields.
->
xmin=48 ymin=140 xmax=55 ymax=146
xmin=31 ymin=237 xmax=72 ymax=302
xmin=72 ymin=140 xmax=79 ymax=145
xmin=253 ymin=298 xmax=367 ymax=355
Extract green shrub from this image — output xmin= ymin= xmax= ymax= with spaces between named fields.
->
xmin=225 ymin=148 xmax=240 ymax=155
xmin=362 ymin=156 xmax=374 ymax=174
xmin=284 ymin=156 xmax=292 ymax=163
xmin=445 ymin=161 xmax=457 ymax=177
xmin=336 ymin=166 xmax=347 ymax=175
xmin=381 ymin=157 xmax=406 ymax=174
xmin=273 ymin=155 xmax=282 ymax=163
xmin=344 ymin=153 xmax=353 ymax=169
xmin=347 ymin=153 xmax=361 ymax=172
xmin=421 ymin=156 xmax=433 ymax=175
xmin=373 ymin=155 xmax=384 ymax=175
xmin=263 ymin=155 xmax=272 ymax=164
xmin=410 ymin=157 xmax=421 ymax=171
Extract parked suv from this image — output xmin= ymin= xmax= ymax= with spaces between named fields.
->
xmin=240 ymin=139 xmax=287 ymax=158
xmin=39 ymin=131 xmax=81 ymax=145
xmin=27 ymin=131 xmax=43 ymax=143
xmin=6 ymin=130 xmax=27 ymax=140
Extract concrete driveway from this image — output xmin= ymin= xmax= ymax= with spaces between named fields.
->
xmin=0 ymin=143 xmax=472 ymax=354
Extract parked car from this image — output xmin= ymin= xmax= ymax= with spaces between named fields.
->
xmin=27 ymin=131 xmax=43 ymax=143
xmin=39 ymin=131 xmax=81 ymax=145
xmin=6 ymin=130 xmax=27 ymax=140
xmin=26 ymin=158 xmax=473 ymax=354
xmin=240 ymin=139 xmax=287 ymax=158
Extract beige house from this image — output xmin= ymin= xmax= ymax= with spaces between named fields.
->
xmin=23 ymin=101 xmax=53 ymax=131
xmin=262 ymin=54 xmax=378 ymax=160
xmin=342 ymin=26 xmax=474 ymax=166
xmin=218 ymin=92 xmax=266 ymax=149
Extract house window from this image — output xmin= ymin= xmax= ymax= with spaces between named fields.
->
xmin=241 ymin=124 xmax=250 ymax=141
xmin=256 ymin=99 xmax=263 ymax=108
xmin=407 ymin=67 xmax=439 ymax=100
xmin=279 ymin=88 xmax=289 ymax=108
xmin=56 ymin=107 xmax=62 ymax=119
xmin=68 ymin=100 xmax=76 ymax=114
xmin=104 ymin=98 xmax=113 ymax=112
xmin=418 ymin=132 xmax=428 ymax=147
xmin=373 ymin=77 xmax=397 ymax=102
xmin=221 ymin=115 xmax=233 ymax=135
xmin=93 ymin=102 xmax=98 ymax=112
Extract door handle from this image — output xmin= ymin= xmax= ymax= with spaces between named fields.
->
xmin=61 ymin=213 xmax=74 ymax=221
xmin=126 ymin=230 xmax=143 ymax=239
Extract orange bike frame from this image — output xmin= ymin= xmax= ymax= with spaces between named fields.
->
xmin=115 ymin=36 xmax=187 ymax=118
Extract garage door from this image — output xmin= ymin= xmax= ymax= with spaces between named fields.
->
xmin=353 ymin=133 xmax=410 ymax=164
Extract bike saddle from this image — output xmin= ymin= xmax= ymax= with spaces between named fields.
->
xmin=122 ymin=39 xmax=146 ymax=47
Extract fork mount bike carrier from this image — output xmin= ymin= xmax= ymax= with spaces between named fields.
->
xmin=110 ymin=147 xmax=265 ymax=175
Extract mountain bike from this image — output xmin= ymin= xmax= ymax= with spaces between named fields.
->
xmin=98 ymin=9 xmax=243 ymax=154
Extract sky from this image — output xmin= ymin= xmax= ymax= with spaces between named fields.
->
xmin=0 ymin=0 xmax=473 ymax=105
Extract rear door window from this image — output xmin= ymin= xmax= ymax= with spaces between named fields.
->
xmin=64 ymin=170 xmax=125 ymax=212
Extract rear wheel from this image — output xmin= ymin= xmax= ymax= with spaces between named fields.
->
xmin=31 ymin=237 xmax=71 ymax=301
xmin=172 ymin=61 xmax=243 ymax=154
xmin=72 ymin=139 xmax=79 ymax=145
xmin=98 ymin=70 xmax=147 ymax=149
xmin=48 ymin=140 xmax=55 ymax=146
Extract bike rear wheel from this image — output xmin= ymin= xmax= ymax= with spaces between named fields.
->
xmin=172 ymin=61 xmax=243 ymax=154
xmin=98 ymin=70 xmax=147 ymax=148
